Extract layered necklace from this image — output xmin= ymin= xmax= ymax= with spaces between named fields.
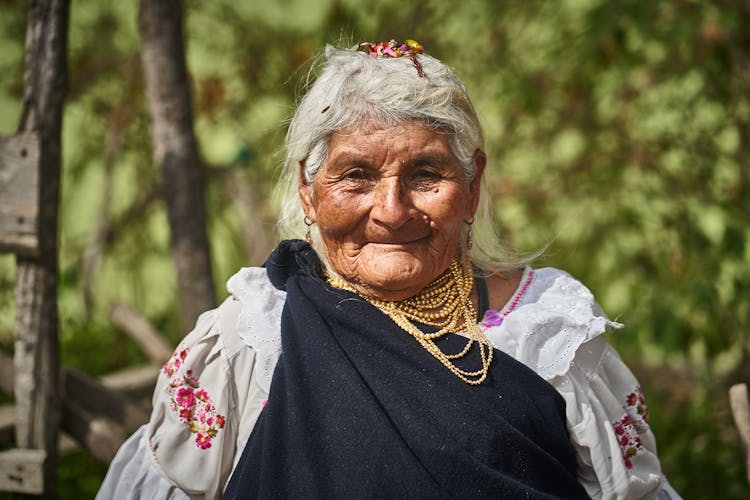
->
xmin=326 ymin=257 xmax=494 ymax=385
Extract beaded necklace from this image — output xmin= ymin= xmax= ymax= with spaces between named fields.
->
xmin=326 ymin=257 xmax=494 ymax=385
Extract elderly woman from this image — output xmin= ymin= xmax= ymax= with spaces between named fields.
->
xmin=98 ymin=41 xmax=680 ymax=499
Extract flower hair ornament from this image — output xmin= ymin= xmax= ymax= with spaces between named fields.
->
xmin=354 ymin=39 xmax=425 ymax=77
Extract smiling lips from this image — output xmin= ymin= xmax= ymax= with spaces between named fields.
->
xmin=366 ymin=215 xmax=432 ymax=246
xmin=366 ymin=231 xmax=430 ymax=247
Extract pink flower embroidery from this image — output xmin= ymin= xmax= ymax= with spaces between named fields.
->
xmin=178 ymin=408 xmax=192 ymax=423
xmin=195 ymin=433 xmax=212 ymax=449
xmin=162 ymin=345 xmax=226 ymax=451
xmin=215 ymin=414 xmax=226 ymax=429
xmin=613 ymin=414 xmax=643 ymax=469
xmin=176 ymin=387 xmax=195 ymax=408
xmin=163 ymin=346 xmax=189 ymax=377
xmin=625 ymin=386 xmax=649 ymax=432
xmin=612 ymin=387 xmax=650 ymax=469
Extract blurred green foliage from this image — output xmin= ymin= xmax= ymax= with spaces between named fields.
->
xmin=1 ymin=0 xmax=749 ymax=497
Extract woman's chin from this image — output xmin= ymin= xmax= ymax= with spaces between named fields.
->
xmin=349 ymin=257 xmax=436 ymax=301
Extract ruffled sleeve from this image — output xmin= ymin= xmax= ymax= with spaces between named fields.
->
xmin=553 ymin=336 xmax=669 ymax=499
xmin=98 ymin=268 xmax=278 ymax=499
xmin=483 ymin=267 xmax=681 ymax=500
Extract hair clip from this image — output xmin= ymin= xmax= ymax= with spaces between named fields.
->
xmin=353 ymin=39 xmax=425 ymax=77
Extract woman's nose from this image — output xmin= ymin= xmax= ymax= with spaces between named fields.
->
xmin=371 ymin=177 xmax=414 ymax=229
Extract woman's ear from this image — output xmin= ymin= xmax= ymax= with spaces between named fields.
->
xmin=467 ymin=149 xmax=486 ymax=216
xmin=298 ymin=162 xmax=315 ymax=220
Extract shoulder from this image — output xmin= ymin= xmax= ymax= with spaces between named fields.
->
xmin=141 ymin=266 xmax=285 ymax=496
xmin=482 ymin=268 xmax=675 ymax=498
xmin=482 ymin=266 xmax=622 ymax=380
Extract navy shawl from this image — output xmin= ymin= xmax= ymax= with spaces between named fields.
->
xmin=224 ymin=240 xmax=588 ymax=499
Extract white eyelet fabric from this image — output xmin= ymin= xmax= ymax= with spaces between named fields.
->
xmin=226 ymin=267 xmax=287 ymax=394
xmin=484 ymin=267 xmax=623 ymax=380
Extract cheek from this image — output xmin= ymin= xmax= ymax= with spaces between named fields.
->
xmin=313 ymin=189 xmax=367 ymax=236
xmin=419 ymin=187 xmax=469 ymax=231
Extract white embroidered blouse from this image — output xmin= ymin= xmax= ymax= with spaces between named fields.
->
xmin=97 ymin=267 xmax=681 ymax=500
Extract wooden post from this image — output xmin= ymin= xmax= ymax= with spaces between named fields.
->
xmin=0 ymin=133 xmax=41 ymax=256
xmin=7 ymin=0 xmax=69 ymax=497
xmin=729 ymin=383 xmax=750 ymax=485
xmin=0 ymin=450 xmax=46 ymax=495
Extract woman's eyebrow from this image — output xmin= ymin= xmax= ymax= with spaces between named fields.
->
xmin=326 ymin=147 xmax=455 ymax=169
xmin=404 ymin=151 xmax=455 ymax=167
xmin=326 ymin=152 xmax=372 ymax=169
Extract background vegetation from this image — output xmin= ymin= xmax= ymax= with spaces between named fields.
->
xmin=1 ymin=0 xmax=748 ymax=497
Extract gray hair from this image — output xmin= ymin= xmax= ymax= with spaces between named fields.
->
xmin=274 ymin=44 xmax=529 ymax=273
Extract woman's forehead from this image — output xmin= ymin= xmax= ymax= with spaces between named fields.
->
xmin=324 ymin=131 xmax=457 ymax=173
xmin=328 ymin=121 xmax=452 ymax=153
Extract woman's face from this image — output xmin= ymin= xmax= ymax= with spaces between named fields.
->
xmin=299 ymin=120 xmax=485 ymax=301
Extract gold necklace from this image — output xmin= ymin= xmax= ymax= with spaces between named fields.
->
xmin=326 ymin=258 xmax=494 ymax=385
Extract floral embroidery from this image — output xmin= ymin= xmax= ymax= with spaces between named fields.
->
xmin=612 ymin=387 xmax=650 ymax=469
xmin=625 ymin=386 xmax=649 ymax=431
xmin=163 ymin=344 xmax=189 ymax=377
xmin=612 ymin=414 xmax=643 ymax=469
xmin=162 ymin=347 xmax=226 ymax=450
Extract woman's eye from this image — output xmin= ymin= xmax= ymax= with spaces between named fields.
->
xmin=414 ymin=169 xmax=441 ymax=180
xmin=343 ymin=169 xmax=369 ymax=180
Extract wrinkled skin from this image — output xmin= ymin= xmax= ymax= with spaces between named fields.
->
xmin=299 ymin=120 xmax=485 ymax=301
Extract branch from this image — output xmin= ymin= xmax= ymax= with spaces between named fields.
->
xmin=60 ymin=400 xmax=126 ymax=463
xmin=109 ymin=302 xmax=174 ymax=365
xmin=62 ymin=366 xmax=150 ymax=433
xmin=99 ymin=364 xmax=159 ymax=399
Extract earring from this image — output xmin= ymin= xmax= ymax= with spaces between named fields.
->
xmin=465 ymin=217 xmax=475 ymax=250
xmin=304 ymin=216 xmax=314 ymax=245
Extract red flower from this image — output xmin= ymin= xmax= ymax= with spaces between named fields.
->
xmin=215 ymin=414 xmax=226 ymax=429
xmin=176 ymin=387 xmax=195 ymax=408
xmin=195 ymin=433 xmax=212 ymax=449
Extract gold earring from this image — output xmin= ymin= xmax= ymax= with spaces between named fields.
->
xmin=465 ymin=218 xmax=474 ymax=250
xmin=304 ymin=216 xmax=314 ymax=244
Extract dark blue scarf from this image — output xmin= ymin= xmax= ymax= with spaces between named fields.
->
xmin=224 ymin=240 xmax=588 ymax=499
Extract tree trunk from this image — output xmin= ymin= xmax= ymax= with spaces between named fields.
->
xmin=13 ymin=0 xmax=69 ymax=496
xmin=138 ymin=0 xmax=216 ymax=330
